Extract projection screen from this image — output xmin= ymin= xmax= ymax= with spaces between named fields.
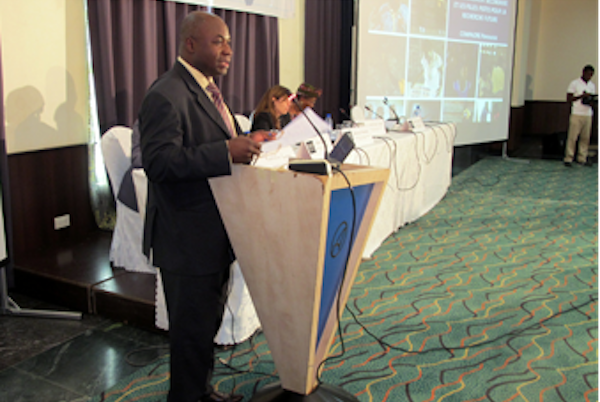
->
xmin=355 ymin=0 xmax=518 ymax=146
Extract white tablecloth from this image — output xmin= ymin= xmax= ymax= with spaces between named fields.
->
xmin=133 ymin=122 xmax=454 ymax=341
xmin=345 ymin=123 xmax=456 ymax=257
xmin=132 ymin=169 xmax=261 ymax=345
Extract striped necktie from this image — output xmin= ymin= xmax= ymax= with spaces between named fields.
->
xmin=206 ymin=82 xmax=236 ymax=137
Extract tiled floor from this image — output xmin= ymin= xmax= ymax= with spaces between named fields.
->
xmin=0 ymin=134 xmax=594 ymax=402
xmin=0 ymin=293 xmax=169 ymax=402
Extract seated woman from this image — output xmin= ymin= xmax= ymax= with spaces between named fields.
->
xmin=288 ymin=82 xmax=322 ymax=119
xmin=251 ymin=85 xmax=293 ymax=132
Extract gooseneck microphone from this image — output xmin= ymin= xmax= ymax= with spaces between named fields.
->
xmin=339 ymin=107 xmax=355 ymax=126
xmin=383 ymin=97 xmax=400 ymax=122
xmin=364 ymin=105 xmax=385 ymax=120
xmin=290 ymin=94 xmax=329 ymax=160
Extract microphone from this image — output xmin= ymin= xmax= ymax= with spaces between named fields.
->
xmin=339 ymin=107 xmax=357 ymax=127
xmin=383 ymin=97 xmax=400 ymax=122
xmin=364 ymin=105 xmax=385 ymax=120
xmin=289 ymin=94 xmax=329 ymax=160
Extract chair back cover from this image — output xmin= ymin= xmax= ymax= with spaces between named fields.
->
xmin=234 ymin=114 xmax=252 ymax=133
xmin=101 ymin=126 xmax=133 ymax=198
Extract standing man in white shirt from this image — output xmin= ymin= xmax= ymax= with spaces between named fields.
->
xmin=564 ymin=65 xmax=596 ymax=167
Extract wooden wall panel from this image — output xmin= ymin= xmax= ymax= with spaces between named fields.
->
xmin=507 ymin=105 xmax=525 ymax=151
xmin=524 ymin=101 xmax=570 ymax=135
xmin=523 ymin=100 xmax=597 ymax=143
xmin=8 ymin=145 xmax=97 ymax=260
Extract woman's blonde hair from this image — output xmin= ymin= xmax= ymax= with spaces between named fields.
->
xmin=254 ymin=85 xmax=292 ymax=129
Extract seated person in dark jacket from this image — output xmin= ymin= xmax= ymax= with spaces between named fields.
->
xmin=251 ymin=85 xmax=292 ymax=132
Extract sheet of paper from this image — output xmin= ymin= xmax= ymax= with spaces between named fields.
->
xmin=275 ymin=108 xmax=330 ymax=147
xmin=254 ymin=144 xmax=296 ymax=169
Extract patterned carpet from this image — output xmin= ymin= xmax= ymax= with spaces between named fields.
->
xmin=91 ymin=158 xmax=598 ymax=402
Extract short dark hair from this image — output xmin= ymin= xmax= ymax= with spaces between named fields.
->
xmin=296 ymin=82 xmax=322 ymax=99
xmin=583 ymin=64 xmax=595 ymax=73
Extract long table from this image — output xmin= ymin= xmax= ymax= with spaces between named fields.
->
xmin=344 ymin=123 xmax=456 ymax=257
xmin=132 ymin=122 xmax=455 ymax=337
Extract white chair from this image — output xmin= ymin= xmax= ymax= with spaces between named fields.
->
xmin=350 ymin=105 xmax=366 ymax=123
xmin=235 ymin=114 xmax=252 ymax=133
xmin=133 ymin=155 xmax=261 ymax=344
xmin=101 ymin=126 xmax=154 ymax=274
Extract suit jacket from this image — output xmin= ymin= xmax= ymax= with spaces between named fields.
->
xmin=138 ymin=61 xmax=242 ymax=276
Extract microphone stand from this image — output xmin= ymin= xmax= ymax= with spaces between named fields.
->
xmin=293 ymin=98 xmax=330 ymax=160
xmin=364 ymin=105 xmax=385 ymax=121
xmin=383 ymin=97 xmax=400 ymax=123
xmin=1 ymin=266 xmax=81 ymax=319
xmin=499 ymin=141 xmax=530 ymax=164
xmin=339 ymin=107 xmax=357 ymax=127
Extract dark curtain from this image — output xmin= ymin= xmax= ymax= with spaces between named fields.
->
xmin=212 ymin=8 xmax=280 ymax=116
xmin=304 ymin=0 xmax=354 ymax=123
xmin=0 ymin=37 xmax=14 ymax=285
xmin=87 ymin=0 xmax=279 ymax=134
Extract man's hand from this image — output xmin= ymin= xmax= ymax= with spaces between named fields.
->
xmin=229 ymin=136 xmax=261 ymax=164
xmin=249 ymin=130 xmax=277 ymax=143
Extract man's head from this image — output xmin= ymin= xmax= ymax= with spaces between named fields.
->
xmin=296 ymin=82 xmax=322 ymax=110
xmin=582 ymin=65 xmax=595 ymax=82
xmin=179 ymin=11 xmax=232 ymax=78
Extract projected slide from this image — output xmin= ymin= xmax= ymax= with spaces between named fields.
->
xmin=356 ymin=0 xmax=517 ymax=146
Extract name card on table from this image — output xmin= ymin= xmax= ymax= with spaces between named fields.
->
xmin=407 ymin=116 xmax=427 ymax=132
xmin=337 ymin=126 xmax=374 ymax=149
xmin=361 ymin=119 xmax=387 ymax=137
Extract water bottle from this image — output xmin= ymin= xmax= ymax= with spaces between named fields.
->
xmin=413 ymin=104 xmax=421 ymax=117
xmin=325 ymin=113 xmax=335 ymax=142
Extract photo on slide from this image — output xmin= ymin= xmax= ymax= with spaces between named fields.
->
xmin=443 ymin=100 xmax=475 ymax=123
xmin=444 ymin=41 xmax=478 ymax=98
xmin=474 ymin=99 xmax=501 ymax=123
xmin=406 ymin=100 xmax=441 ymax=121
xmin=478 ymin=44 xmax=509 ymax=99
xmin=368 ymin=0 xmax=409 ymax=33
xmin=406 ymin=37 xmax=445 ymax=98
xmin=360 ymin=34 xmax=407 ymax=97
xmin=410 ymin=0 xmax=448 ymax=37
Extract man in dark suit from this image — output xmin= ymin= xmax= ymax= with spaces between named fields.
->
xmin=138 ymin=11 xmax=267 ymax=402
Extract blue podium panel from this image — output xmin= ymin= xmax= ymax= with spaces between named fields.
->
xmin=317 ymin=183 xmax=374 ymax=347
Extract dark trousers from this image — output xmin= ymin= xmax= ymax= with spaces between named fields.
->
xmin=161 ymin=267 xmax=231 ymax=402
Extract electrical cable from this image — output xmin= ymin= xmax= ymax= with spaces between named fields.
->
xmin=395 ymin=131 xmax=422 ymax=191
xmin=374 ymin=132 xmax=422 ymax=191
xmin=344 ymin=294 xmax=597 ymax=355
xmin=352 ymin=146 xmax=371 ymax=166
xmin=315 ymin=165 xmax=357 ymax=385
xmin=427 ymin=121 xmax=456 ymax=153
xmin=125 ymin=345 xmax=170 ymax=367
xmin=417 ymin=127 xmax=439 ymax=164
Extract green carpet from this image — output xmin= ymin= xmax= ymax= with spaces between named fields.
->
xmin=91 ymin=158 xmax=598 ymax=402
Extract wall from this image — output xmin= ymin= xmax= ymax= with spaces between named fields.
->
xmin=0 ymin=0 xmax=89 ymax=155
xmin=511 ymin=0 xmax=531 ymax=107
xmin=278 ymin=0 xmax=305 ymax=93
xmin=526 ymin=0 xmax=598 ymax=101
xmin=521 ymin=0 xmax=598 ymax=138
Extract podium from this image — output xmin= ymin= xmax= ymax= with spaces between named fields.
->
xmin=210 ymin=163 xmax=389 ymax=400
